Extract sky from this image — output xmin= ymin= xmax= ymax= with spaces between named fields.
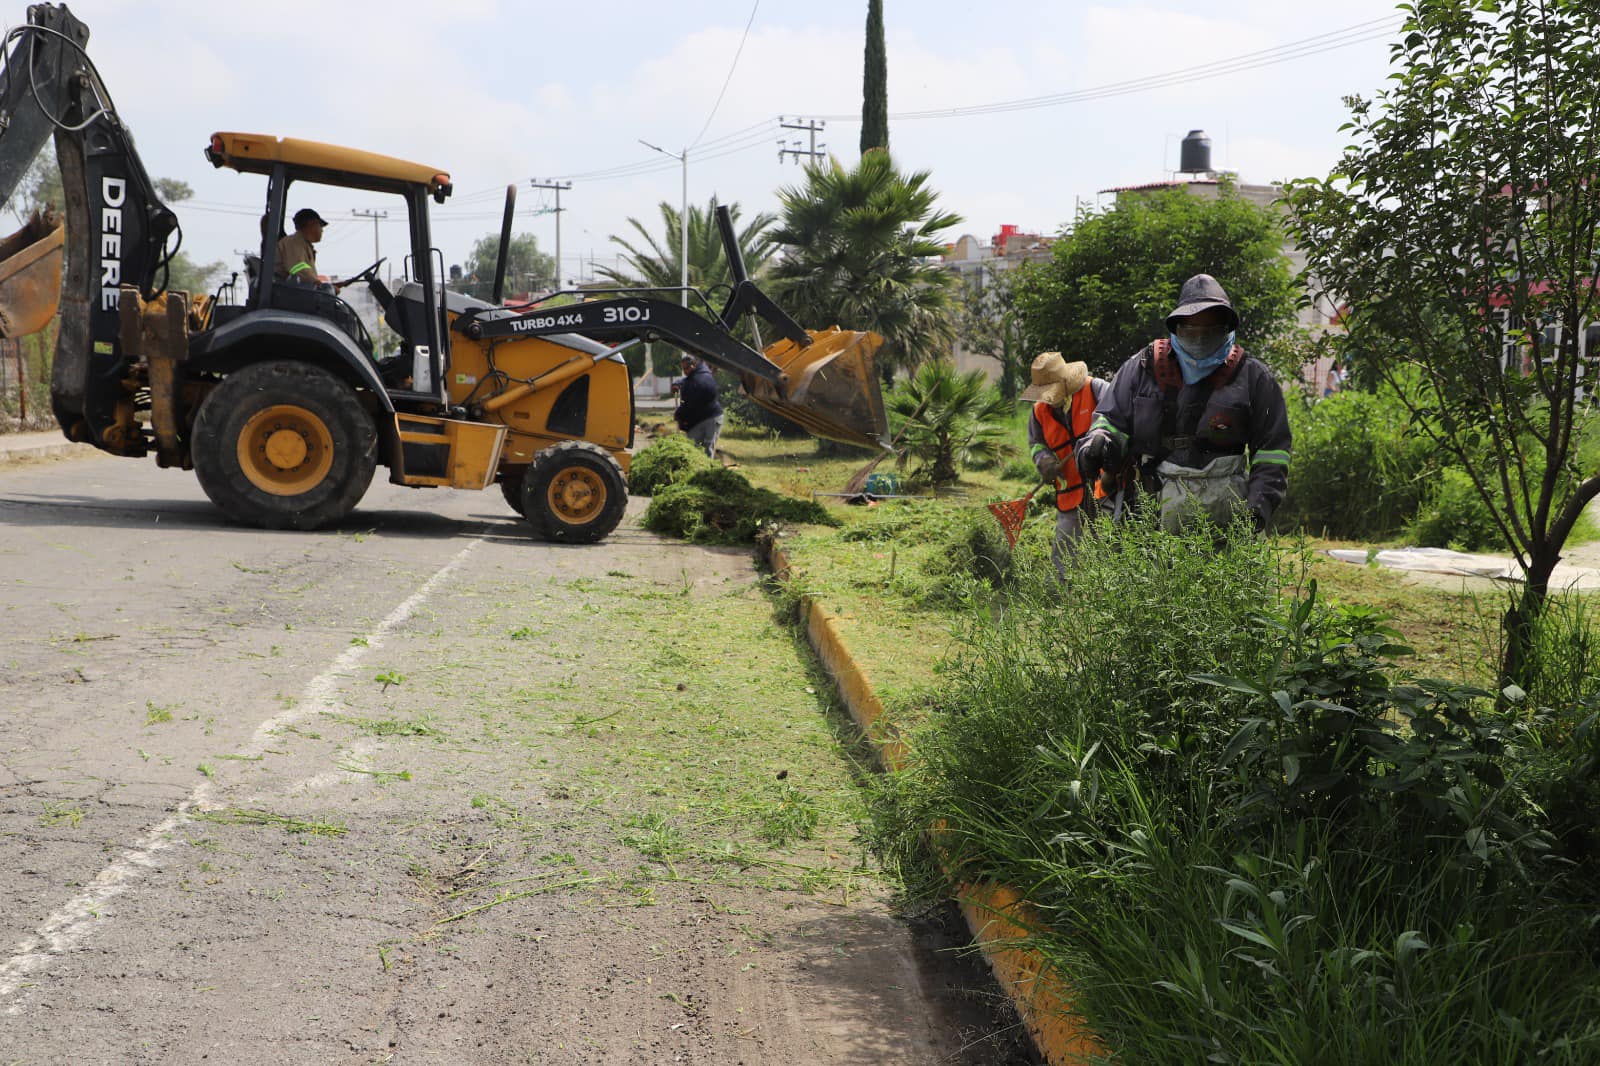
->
xmin=8 ymin=0 xmax=1409 ymax=289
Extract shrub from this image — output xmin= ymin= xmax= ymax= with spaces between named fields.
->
xmin=999 ymin=454 xmax=1037 ymax=484
xmin=918 ymin=507 xmax=1015 ymax=596
xmin=642 ymin=467 xmax=837 ymax=544
xmin=875 ymin=519 xmax=1600 ymax=1061
xmin=1279 ymin=386 xmax=1434 ymax=538
xmin=1407 ymin=467 xmax=1506 ymax=551
xmin=886 ymin=361 xmax=1014 ymax=485
xmin=628 ymin=433 xmax=713 ymax=496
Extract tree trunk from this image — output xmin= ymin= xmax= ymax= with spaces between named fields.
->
xmin=1501 ymin=543 xmax=1558 ymax=693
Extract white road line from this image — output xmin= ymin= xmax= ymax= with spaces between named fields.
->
xmin=0 ymin=538 xmax=483 ymax=1010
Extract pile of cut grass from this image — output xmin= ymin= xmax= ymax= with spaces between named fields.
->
xmin=643 ymin=466 xmax=838 ymax=544
xmin=628 ymin=433 xmax=713 ymax=496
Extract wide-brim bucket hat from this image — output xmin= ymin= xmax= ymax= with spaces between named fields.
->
xmin=1165 ymin=273 xmax=1239 ymax=331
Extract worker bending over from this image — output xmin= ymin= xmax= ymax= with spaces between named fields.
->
xmin=1022 ymin=351 xmax=1107 ymax=577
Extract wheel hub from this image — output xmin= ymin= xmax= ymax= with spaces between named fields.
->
xmin=237 ymin=404 xmax=334 ymax=496
xmin=263 ymin=428 xmax=309 ymax=470
xmin=548 ymin=467 xmax=605 ymax=521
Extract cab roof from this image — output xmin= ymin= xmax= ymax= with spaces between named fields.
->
xmin=206 ymin=132 xmax=452 ymax=200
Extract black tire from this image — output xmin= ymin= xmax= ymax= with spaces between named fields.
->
xmin=521 ymin=441 xmax=628 ymax=544
xmin=499 ymin=466 xmax=527 ymax=517
xmin=192 ymin=361 xmax=377 ymax=531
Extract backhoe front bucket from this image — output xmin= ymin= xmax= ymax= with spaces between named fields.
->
xmin=0 ymin=210 xmax=64 ymax=339
xmin=743 ymin=328 xmax=890 ymax=451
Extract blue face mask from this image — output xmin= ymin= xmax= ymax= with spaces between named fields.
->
xmin=1169 ymin=331 xmax=1235 ymax=385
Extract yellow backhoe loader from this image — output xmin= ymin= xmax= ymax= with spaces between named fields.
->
xmin=0 ymin=4 xmax=888 ymax=542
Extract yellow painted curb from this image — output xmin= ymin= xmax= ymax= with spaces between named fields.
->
xmin=767 ymin=539 xmax=1103 ymax=1065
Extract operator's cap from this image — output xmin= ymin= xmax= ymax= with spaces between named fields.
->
xmin=292 ymin=208 xmax=329 ymax=228
xmin=1018 ymin=351 xmax=1088 ymax=402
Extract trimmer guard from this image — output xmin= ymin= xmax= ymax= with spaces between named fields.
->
xmin=743 ymin=327 xmax=890 ymax=451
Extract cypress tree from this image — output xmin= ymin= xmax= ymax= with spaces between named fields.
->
xmin=860 ymin=0 xmax=888 ymax=154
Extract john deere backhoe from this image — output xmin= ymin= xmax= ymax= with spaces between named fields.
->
xmin=0 ymin=4 xmax=888 ymax=543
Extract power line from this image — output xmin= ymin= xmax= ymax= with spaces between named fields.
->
xmin=164 ymin=15 xmax=1405 ymax=219
xmin=689 ymin=0 xmax=760 ymax=150
xmin=817 ymin=15 xmax=1401 ymax=123
xmin=555 ymin=117 xmax=778 ymax=181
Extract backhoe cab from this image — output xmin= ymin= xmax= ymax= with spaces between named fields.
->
xmin=0 ymin=4 xmax=888 ymax=543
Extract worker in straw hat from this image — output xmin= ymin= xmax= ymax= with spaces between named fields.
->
xmin=1020 ymin=351 xmax=1109 ymax=577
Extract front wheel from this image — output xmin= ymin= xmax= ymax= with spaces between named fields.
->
xmin=192 ymin=361 xmax=377 ymax=530
xmin=499 ymin=466 xmax=527 ymax=516
xmin=521 ymin=441 xmax=627 ymax=544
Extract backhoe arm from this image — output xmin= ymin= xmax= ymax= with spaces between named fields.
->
xmin=0 ymin=3 xmax=177 ymax=451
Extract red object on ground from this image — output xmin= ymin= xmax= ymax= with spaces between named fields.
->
xmin=988 ymin=486 xmax=1041 ymax=548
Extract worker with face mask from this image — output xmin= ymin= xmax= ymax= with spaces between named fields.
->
xmin=1021 ymin=351 xmax=1108 ymax=576
xmin=1075 ymin=274 xmax=1291 ymax=537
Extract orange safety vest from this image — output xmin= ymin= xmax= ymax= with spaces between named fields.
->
xmin=1034 ymin=386 xmax=1107 ymax=512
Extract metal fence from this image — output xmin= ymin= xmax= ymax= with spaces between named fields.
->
xmin=0 ymin=330 xmax=56 ymax=432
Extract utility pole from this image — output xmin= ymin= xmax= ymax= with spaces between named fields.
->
xmin=348 ymin=204 xmax=385 ymax=281
xmin=639 ymin=141 xmax=688 ymax=308
xmin=777 ymin=116 xmax=826 ymax=165
xmin=530 ymin=179 xmax=572 ymax=289
xmin=351 ymin=208 xmax=387 ymax=266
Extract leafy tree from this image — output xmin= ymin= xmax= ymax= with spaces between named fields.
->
xmin=9 ymin=144 xmax=63 ymax=223
xmin=154 ymin=178 xmax=193 ymax=203
xmin=887 ymin=360 xmax=1013 ymax=485
xmin=860 ymin=0 xmax=888 ymax=155
xmin=597 ymin=199 xmax=776 ymax=306
xmin=957 ymin=264 xmax=1028 ymax=400
xmin=1281 ymin=0 xmax=1600 ymax=687
xmin=768 ymin=151 xmax=962 ymax=382
xmin=1013 ymin=182 xmax=1298 ymax=379
xmin=461 ymin=233 xmax=554 ymax=300
xmin=149 ymin=177 xmax=223 ymax=296
xmin=599 ymin=200 xmax=777 ymax=382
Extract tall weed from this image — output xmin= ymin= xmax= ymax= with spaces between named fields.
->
xmin=1281 ymin=387 xmax=1434 ymax=539
xmin=876 ymin=515 xmax=1600 ymax=1061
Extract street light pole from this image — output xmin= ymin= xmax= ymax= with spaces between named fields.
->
xmin=640 ymin=139 xmax=688 ymax=308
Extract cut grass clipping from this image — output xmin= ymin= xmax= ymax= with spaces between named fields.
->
xmin=643 ymin=466 xmax=837 ymax=544
xmin=628 ymin=433 xmax=713 ymax=496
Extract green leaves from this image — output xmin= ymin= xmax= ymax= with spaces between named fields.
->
xmin=884 ymin=361 xmax=1013 ymax=485
xmin=1012 ymin=180 xmax=1300 ymax=380
xmin=768 ymin=153 xmax=962 ymax=376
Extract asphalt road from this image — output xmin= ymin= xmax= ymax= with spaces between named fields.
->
xmin=0 ymin=454 xmax=1029 ymax=1065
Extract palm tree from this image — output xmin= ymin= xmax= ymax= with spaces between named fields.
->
xmin=768 ymin=152 xmax=962 ymax=381
xmin=599 ymin=199 xmax=777 ymax=310
xmin=887 ymin=361 xmax=1013 ymax=486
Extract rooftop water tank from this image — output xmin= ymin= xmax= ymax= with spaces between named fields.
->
xmin=1179 ymin=130 xmax=1213 ymax=175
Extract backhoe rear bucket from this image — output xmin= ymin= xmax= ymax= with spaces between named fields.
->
xmin=743 ymin=327 xmax=890 ymax=451
xmin=0 ymin=210 xmax=64 ymax=339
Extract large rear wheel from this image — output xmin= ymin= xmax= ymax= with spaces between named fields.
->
xmin=192 ymin=361 xmax=377 ymax=530
xmin=521 ymin=441 xmax=627 ymax=544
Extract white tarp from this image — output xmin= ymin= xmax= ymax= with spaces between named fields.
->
xmin=1326 ymin=546 xmax=1600 ymax=591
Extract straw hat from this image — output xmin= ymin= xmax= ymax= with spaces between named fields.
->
xmin=1018 ymin=351 xmax=1089 ymax=406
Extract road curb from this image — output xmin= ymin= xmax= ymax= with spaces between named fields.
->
xmin=766 ymin=539 xmax=1102 ymax=1066
xmin=0 ymin=438 xmax=98 ymax=463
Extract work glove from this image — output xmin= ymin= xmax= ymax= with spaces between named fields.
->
xmin=1033 ymin=449 xmax=1062 ymax=483
xmin=1249 ymin=504 xmax=1271 ymax=535
xmin=1076 ymin=432 xmax=1109 ymax=484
